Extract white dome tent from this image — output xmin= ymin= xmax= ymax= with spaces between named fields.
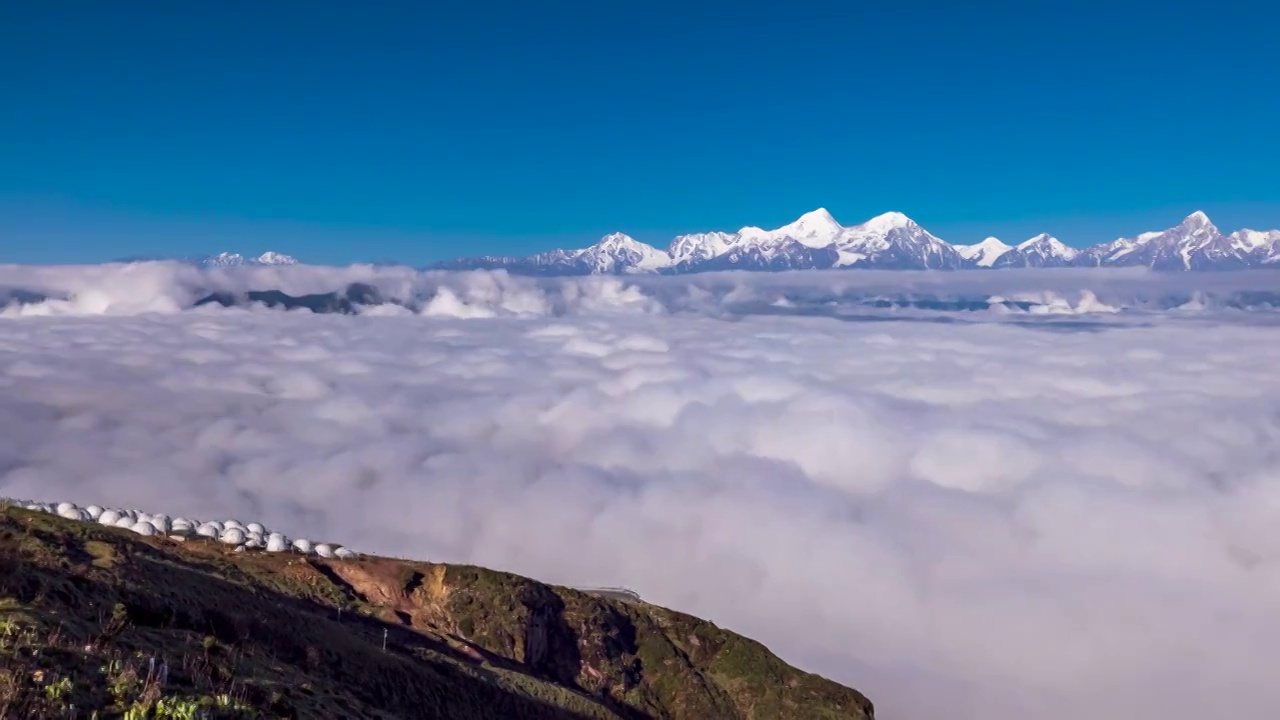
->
xmin=0 ymin=497 xmax=360 ymax=561
xmin=130 ymin=520 xmax=157 ymax=537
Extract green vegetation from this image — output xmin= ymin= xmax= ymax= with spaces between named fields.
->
xmin=0 ymin=505 xmax=873 ymax=719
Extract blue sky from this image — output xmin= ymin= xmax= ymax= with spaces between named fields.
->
xmin=2 ymin=1 xmax=1278 ymax=265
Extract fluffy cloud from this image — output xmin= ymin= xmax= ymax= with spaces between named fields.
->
xmin=3 ymin=265 xmax=1280 ymax=719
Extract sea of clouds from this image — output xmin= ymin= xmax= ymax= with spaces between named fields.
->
xmin=2 ymin=262 xmax=1280 ymax=719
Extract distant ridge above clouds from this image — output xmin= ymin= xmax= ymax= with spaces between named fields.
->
xmin=200 ymin=251 xmax=298 ymax=268
xmin=428 ymin=210 xmax=1280 ymax=274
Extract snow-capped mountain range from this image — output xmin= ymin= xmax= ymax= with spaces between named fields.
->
xmin=200 ymin=251 xmax=298 ymax=268
xmin=432 ymin=210 xmax=1280 ymax=274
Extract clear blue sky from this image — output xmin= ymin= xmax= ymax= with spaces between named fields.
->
xmin=2 ymin=1 xmax=1278 ymax=265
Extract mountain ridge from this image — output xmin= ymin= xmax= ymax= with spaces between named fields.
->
xmin=201 ymin=251 xmax=299 ymax=268
xmin=0 ymin=501 xmax=873 ymax=719
xmin=428 ymin=210 xmax=1280 ymax=274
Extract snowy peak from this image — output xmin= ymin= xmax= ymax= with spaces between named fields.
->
xmin=255 ymin=251 xmax=298 ymax=266
xmin=767 ymin=208 xmax=845 ymax=247
xmin=431 ymin=209 xmax=1280 ymax=274
xmin=780 ymin=207 xmax=841 ymax=232
xmin=200 ymin=251 xmax=298 ymax=268
xmin=1175 ymin=212 xmax=1222 ymax=246
xmin=840 ymin=211 xmax=935 ymax=247
xmin=202 ymin=252 xmax=246 ymax=267
xmin=586 ymin=233 xmax=668 ymax=262
xmin=1082 ymin=211 xmax=1249 ymax=270
xmin=859 ymin=211 xmax=915 ymax=234
xmin=592 ymin=232 xmax=645 ymax=251
xmin=576 ymin=232 xmax=670 ymax=273
xmin=667 ymin=231 xmax=738 ymax=265
xmin=1180 ymin=210 xmax=1216 ymax=232
xmin=963 ymin=236 xmax=1010 ymax=253
xmin=833 ymin=211 xmax=963 ymax=269
xmin=1167 ymin=211 xmax=1221 ymax=247
xmin=1016 ymin=233 xmax=1074 ymax=255
xmin=994 ymin=233 xmax=1078 ymax=268
xmin=1230 ymin=228 xmax=1280 ymax=251
xmin=1016 ymin=233 xmax=1048 ymax=249
xmin=956 ymin=237 xmax=1012 ymax=267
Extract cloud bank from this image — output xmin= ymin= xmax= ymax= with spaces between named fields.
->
xmin=4 ymin=261 xmax=1280 ymax=320
xmin=3 ymin=265 xmax=1280 ymax=719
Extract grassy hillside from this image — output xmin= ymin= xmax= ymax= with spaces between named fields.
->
xmin=0 ymin=505 xmax=873 ymax=719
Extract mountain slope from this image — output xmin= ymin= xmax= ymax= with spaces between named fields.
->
xmin=830 ymin=212 xmax=966 ymax=269
xmin=1076 ymin=211 xmax=1278 ymax=270
xmin=428 ymin=210 xmax=1280 ymax=274
xmin=0 ymin=504 xmax=873 ymax=719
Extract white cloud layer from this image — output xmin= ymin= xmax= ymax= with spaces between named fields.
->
xmin=3 ymin=264 xmax=1280 ymax=719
